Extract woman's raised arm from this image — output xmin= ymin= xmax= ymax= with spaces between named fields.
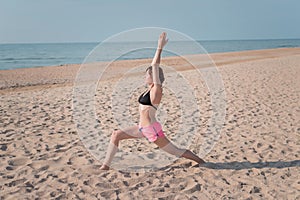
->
xmin=151 ymin=32 xmax=168 ymax=86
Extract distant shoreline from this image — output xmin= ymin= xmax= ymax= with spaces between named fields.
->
xmin=0 ymin=47 xmax=299 ymax=92
xmin=1 ymin=39 xmax=300 ymax=70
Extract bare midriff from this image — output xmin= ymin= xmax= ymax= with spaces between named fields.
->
xmin=139 ymin=104 xmax=158 ymax=127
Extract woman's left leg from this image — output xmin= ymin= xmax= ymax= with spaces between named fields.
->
xmin=154 ymin=136 xmax=205 ymax=164
xmin=100 ymin=125 xmax=144 ymax=170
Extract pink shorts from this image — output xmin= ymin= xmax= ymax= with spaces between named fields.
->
xmin=138 ymin=121 xmax=165 ymax=142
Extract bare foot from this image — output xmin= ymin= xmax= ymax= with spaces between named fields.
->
xmin=100 ymin=164 xmax=110 ymax=170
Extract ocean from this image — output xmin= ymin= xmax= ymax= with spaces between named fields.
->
xmin=0 ymin=39 xmax=299 ymax=70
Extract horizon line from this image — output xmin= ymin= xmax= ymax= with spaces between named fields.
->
xmin=1 ymin=37 xmax=300 ymax=45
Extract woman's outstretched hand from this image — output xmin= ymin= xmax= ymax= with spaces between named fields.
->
xmin=151 ymin=32 xmax=167 ymax=66
xmin=158 ymin=32 xmax=168 ymax=49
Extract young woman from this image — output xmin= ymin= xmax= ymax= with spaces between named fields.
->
xmin=100 ymin=32 xmax=205 ymax=170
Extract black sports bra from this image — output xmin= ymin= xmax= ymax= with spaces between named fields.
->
xmin=138 ymin=89 xmax=157 ymax=110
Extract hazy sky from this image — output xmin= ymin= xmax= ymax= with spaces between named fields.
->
xmin=0 ymin=0 xmax=299 ymax=43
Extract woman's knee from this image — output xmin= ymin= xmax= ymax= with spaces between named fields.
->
xmin=111 ymin=130 xmax=121 ymax=141
xmin=174 ymin=148 xmax=186 ymax=157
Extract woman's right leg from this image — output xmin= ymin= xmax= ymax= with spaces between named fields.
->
xmin=154 ymin=136 xmax=205 ymax=164
xmin=100 ymin=125 xmax=144 ymax=170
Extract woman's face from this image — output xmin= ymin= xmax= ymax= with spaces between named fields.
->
xmin=145 ymin=70 xmax=153 ymax=84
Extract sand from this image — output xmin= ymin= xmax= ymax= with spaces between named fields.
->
xmin=0 ymin=48 xmax=299 ymax=199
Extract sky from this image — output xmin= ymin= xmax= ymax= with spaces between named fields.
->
xmin=0 ymin=0 xmax=299 ymax=44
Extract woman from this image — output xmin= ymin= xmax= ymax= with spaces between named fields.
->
xmin=100 ymin=32 xmax=205 ymax=170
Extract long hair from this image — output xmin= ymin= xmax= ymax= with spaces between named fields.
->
xmin=146 ymin=66 xmax=165 ymax=85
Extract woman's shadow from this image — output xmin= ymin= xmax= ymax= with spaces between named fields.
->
xmin=193 ymin=160 xmax=300 ymax=170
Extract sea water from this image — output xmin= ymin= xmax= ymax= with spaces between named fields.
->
xmin=0 ymin=39 xmax=299 ymax=70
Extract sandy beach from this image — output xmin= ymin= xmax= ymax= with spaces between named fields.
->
xmin=0 ymin=48 xmax=299 ymax=199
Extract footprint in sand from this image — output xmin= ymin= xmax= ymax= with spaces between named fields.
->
xmin=8 ymin=157 xmax=30 ymax=166
xmin=27 ymin=161 xmax=50 ymax=171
